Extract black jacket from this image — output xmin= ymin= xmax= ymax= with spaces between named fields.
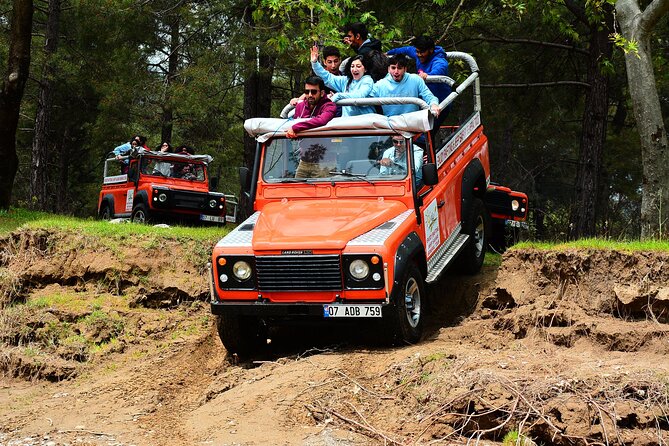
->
xmin=357 ymin=38 xmax=382 ymax=56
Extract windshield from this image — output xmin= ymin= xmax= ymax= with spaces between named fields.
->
xmin=262 ymin=135 xmax=423 ymax=183
xmin=140 ymin=157 xmax=206 ymax=181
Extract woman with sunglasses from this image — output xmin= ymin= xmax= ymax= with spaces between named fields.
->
xmin=309 ymin=45 xmax=375 ymax=117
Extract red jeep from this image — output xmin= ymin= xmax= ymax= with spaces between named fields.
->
xmin=98 ymin=150 xmax=233 ymax=225
xmin=208 ymin=52 xmax=528 ymax=354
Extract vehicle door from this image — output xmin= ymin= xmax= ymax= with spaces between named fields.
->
xmin=417 ymin=134 xmax=459 ymax=262
xmin=114 ymin=159 xmax=138 ymax=215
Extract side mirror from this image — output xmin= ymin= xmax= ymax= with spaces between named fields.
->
xmin=422 ymin=163 xmax=438 ymax=186
xmin=239 ymin=167 xmax=252 ymax=194
xmin=209 ymin=176 xmax=219 ymax=190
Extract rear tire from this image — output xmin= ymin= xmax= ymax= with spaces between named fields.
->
xmin=131 ymin=203 xmax=150 ymax=224
xmin=99 ymin=203 xmax=112 ymax=220
xmin=216 ymin=313 xmax=266 ymax=357
xmin=385 ymin=262 xmax=425 ymax=344
xmin=458 ymin=197 xmax=488 ymax=274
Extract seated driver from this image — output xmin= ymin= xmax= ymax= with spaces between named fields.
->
xmin=379 ymin=136 xmax=424 ymax=185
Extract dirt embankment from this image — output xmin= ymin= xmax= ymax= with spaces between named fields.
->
xmin=1 ymin=229 xmax=668 ymax=446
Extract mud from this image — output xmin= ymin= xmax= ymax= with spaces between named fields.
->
xmin=1 ymin=229 xmax=668 ymax=445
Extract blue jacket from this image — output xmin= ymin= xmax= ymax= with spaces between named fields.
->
xmin=311 ymin=61 xmax=375 ymax=117
xmin=387 ymin=46 xmax=451 ymax=103
xmin=113 ymin=142 xmax=132 ymax=156
xmin=372 ymin=72 xmax=438 ymax=116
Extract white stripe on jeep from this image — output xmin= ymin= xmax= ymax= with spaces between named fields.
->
xmin=215 ymin=211 xmax=260 ymax=247
xmin=347 ymin=209 xmax=414 ymax=246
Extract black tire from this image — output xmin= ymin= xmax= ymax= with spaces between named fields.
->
xmin=458 ymin=197 xmax=488 ymax=274
xmin=216 ymin=313 xmax=266 ymax=356
xmin=385 ymin=262 xmax=425 ymax=344
xmin=99 ymin=203 xmax=112 ymax=220
xmin=131 ymin=203 xmax=150 ymax=224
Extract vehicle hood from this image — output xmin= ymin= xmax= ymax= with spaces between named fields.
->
xmin=252 ymin=199 xmax=408 ymax=250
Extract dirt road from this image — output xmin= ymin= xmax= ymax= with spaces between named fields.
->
xmin=1 ymin=229 xmax=668 ymax=445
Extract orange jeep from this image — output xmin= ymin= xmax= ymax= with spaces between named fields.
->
xmin=209 ymin=52 xmax=528 ymax=354
xmin=98 ymin=150 xmax=233 ymax=225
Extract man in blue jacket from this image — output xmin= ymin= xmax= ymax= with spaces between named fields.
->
xmin=372 ymin=55 xmax=440 ymax=117
xmin=387 ymin=36 xmax=451 ymax=136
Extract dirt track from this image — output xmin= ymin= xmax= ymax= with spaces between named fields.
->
xmin=1 ymin=229 xmax=668 ymax=445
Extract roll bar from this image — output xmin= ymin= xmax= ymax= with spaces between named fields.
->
xmin=280 ymin=51 xmax=481 ymax=118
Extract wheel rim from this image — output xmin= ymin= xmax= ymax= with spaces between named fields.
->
xmin=404 ymin=277 xmax=421 ymax=328
xmin=102 ymin=207 xmax=111 ymax=220
xmin=473 ymin=215 xmax=485 ymax=257
xmin=134 ymin=210 xmax=146 ymax=223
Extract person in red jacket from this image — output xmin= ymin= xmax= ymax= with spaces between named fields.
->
xmin=286 ymin=76 xmax=337 ymax=139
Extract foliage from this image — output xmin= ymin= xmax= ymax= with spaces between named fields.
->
xmin=1 ymin=0 xmax=668 ymax=240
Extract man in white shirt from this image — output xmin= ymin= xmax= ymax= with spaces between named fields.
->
xmin=379 ymin=136 xmax=424 ymax=186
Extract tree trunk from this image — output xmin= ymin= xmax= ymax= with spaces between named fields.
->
xmin=569 ymin=5 xmax=613 ymax=239
xmin=30 ymin=0 xmax=62 ymax=210
xmin=161 ymin=15 xmax=180 ymax=145
xmin=615 ymin=0 xmax=669 ymax=239
xmin=0 ymin=0 xmax=34 ymax=210
xmin=239 ymin=6 xmax=274 ymax=220
xmin=56 ymin=127 xmax=70 ymax=212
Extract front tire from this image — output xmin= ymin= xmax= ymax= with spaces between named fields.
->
xmin=458 ymin=197 xmax=488 ymax=274
xmin=99 ymin=203 xmax=112 ymax=220
xmin=385 ymin=262 xmax=425 ymax=344
xmin=216 ymin=313 xmax=267 ymax=357
xmin=131 ymin=203 xmax=150 ymax=224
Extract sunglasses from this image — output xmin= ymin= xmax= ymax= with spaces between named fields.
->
xmin=392 ymin=139 xmax=404 ymax=145
xmin=304 ymin=89 xmax=320 ymax=95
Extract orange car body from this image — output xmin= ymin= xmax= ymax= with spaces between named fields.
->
xmin=208 ymin=52 xmax=528 ymax=352
xmin=98 ymin=151 xmax=229 ymax=224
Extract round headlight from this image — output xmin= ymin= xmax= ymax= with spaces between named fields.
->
xmin=511 ymin=199 xmax=519 ymax=211
xmin=219 ymin=274 xmax=228 ymax=283
xmin=209 ymin=199 xmax=217 ymax=208
xmin=158 ymin=193 xmax=167 ymax=203
xmin=232 ymin=261 xmax=252 ymax=281
xmin=349 ymin=259 xmax=370 ymax=280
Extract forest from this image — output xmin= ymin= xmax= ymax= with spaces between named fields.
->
xmin=1 ymin=0 xmax=668 ymax=241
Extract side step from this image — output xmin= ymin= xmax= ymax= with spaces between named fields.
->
xmin=425 ymin=234 xmax=469 ymax=283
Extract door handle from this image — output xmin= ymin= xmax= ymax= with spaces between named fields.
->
xmin=437 ymin=200 xmax=445 ymax=208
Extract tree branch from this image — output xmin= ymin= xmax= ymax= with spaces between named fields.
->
xmin=481 ymin=81 xmax=590 ymax=89
xmin=455 ymin=36 xmax=588 ymax=55
xmin=640 ymin=0 xmax=669 ymax=32
xmin=563 ymin=0 xmax=589 ymax=25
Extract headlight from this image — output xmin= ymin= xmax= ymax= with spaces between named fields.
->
xmin=159 ymin=193 xmax=167 ymax=203
xmin=349 ymin=259 xmax=370 ymax=280
xmin=511 ymin=199 xmax=520 ymax=211
xmin=209 ymin=199 xmax=217 ymax=208
xmin=232 ymin=261 xmax=252 ymax=281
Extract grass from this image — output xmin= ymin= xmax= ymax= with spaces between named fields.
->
xmin=514 ymin=238 xmax=669 ymax=252
xmin=0 ymin=206 xmax=232 ymax=242
xmin=0 ymin=208 xmax=51 ymax=234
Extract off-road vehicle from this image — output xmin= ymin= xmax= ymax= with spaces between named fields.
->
xmin=98 ymin=150 xmax=235 ymax=224
xmin=208 ymin=52 xmax=528 ymax=354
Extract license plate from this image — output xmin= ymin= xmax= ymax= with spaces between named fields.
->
xmin=200 ymin=214 xmax=225 ymax=223
xmin=323 ymin=304 xmax=382 ymax=318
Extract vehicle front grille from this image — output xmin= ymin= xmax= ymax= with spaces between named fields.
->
xmin=171 ymin=190 xmax=207 ymax=210
xmin=256 ymin=255 xmax=342 ymax=292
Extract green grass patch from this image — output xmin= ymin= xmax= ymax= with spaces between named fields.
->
xmin=0 ymin=208 xmax=51 ymax=234
xmin=513 ymin=238 xmax=669 ymax=252
xmin=483 ymin=252 xmax=502 ymax=267
xmin=1 ymin=207 xmax=232 ymax=243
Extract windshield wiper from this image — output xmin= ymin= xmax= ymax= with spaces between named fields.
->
xmin=274 ymin=178 xmax=309 ymax=183
xmin=329 ymin=170 xmax=375 ymax=185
